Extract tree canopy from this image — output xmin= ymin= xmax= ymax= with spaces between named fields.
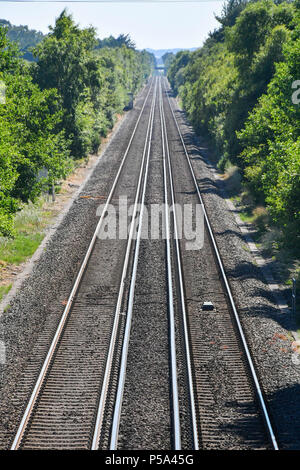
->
xmin=168 ymin=0 xmax=299 ymax=245
xmin=0 ymin=11 xmax=154 ymax=235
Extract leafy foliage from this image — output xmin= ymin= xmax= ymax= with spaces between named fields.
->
xmin=96 ymin=33 xmax=136 ymax=49
xmin=168 ymin=0 xmax=299 ymax=245
xmin=0 ymin=10 xmax=154 ymax=235
xmin=0 ymin=19 xmax=45 ymax=61
xmin=32 ymin=11 xmax=154 ymax=158
xmin=162 ymin=52 xmax=175 ymax=71
xmin=238 ymin=37 xmax=300 ymax=235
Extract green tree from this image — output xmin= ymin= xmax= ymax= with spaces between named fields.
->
xmin=238 ymin=37 xmax=300 ymax=234
xmin=167 ymin=0 xmax=299 ymax=247
xmin=0 ymin=13 xmax=154 ymax=236
xmin=162 ymin=52 xmax=175 ymax=71
xmin=32 ymin=10 xmax=100 ymax=157
xmin=0 ymin=19 xmax=45 ymax=61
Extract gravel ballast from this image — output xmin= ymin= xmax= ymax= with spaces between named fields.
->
xmin=168 ymin=88 xmax=300 ymax=450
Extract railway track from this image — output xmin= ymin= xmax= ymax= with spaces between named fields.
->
xmin=10 ymin=77 xmax=157 ymax=450
xmin=160 ymin=77 xmax=278 ymax=450
xmin=10 ymin=75 xmax=279 ymax=450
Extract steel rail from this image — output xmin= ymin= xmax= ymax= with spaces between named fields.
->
xmin=159 ymin=80 xmax=181 ymax=450
xmin=159 ymin=77 xmax=199 ymax=450
xmin=162 ymin=77 xmax=279 ymax=451
xmin=11 ymin=78 xmax=155 ymax=451
xmin=108 ymin=78 xmax=157 ymax=450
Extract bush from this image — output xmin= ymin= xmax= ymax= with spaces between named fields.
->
xmin=252 ymin=206 xmax=270 ymax=232
xmin=224 ymin=165 xmax=242 ymax=195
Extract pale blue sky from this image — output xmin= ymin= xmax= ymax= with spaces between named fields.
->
xmin=0 ymin=1 xmax=224 ymax=49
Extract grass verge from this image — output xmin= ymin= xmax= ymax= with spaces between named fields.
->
xmin=224 ymin=169 xmax=300 ymax=329
xmin=0 ymin=284 xmax=12 ymax=302
xmin=0 ymin=198 xmax=53 ymax=303
xmin=0 ymin=198 xmax=52 ymax=265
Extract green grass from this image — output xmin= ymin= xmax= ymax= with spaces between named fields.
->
xmin=0 ymin=233 xmax=45 ymax=265
xmin=0 ymin=199 xmax=51 ymax=267
xmin=239 ymin=211 xmax=254 ymax=223
xmin=231 ymin=195 xmax=241 ymax=204
xmin=14 ymin=199 xmax=52 ymax=234
xmin=0 ymin=284 xmax=12 ymax=301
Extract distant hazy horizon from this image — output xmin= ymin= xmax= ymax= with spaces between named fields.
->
xmin=0 ymin=1 xmax=224 ymax=49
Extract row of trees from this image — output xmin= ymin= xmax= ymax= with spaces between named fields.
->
xmin=0 ymin=19 xmax=45 ymax=61
xmin=0 ymin=11 xmax=154 ymax=235
xmin=167 ymin=0 xmax=300 ymax=246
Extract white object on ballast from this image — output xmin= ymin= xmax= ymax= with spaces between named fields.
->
xmin=202 ymin=301 xmax=214 ymax=311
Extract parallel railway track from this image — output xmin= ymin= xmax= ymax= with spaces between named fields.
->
xmin=161 ymin=77 xmax=278 ymax=450
xmin=11 ymin=77 xmax=156 ymax=450
xmin=10 ymin=75 xmax=278 ymax=450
